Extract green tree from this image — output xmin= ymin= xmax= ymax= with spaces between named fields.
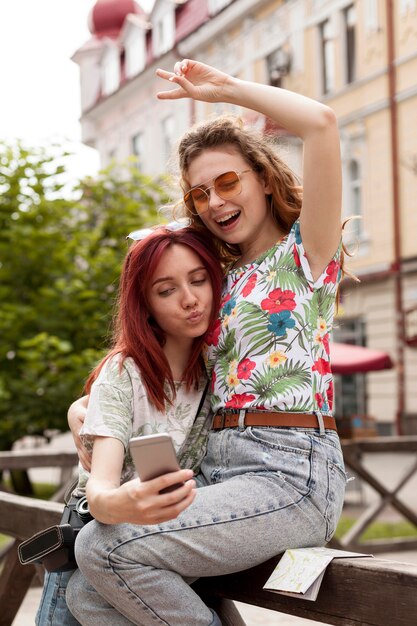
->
xmin=0 ymin=143 xmax=167 ymax=451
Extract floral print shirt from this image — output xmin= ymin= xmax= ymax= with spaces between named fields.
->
xmin=73 ymin=355 xmax=210 ymax=496
xmin=204 ymin=220 xmax=342 ymax=416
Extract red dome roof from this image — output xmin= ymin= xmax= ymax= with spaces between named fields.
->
xmin=89 ymin=0 xmax=144 ymax=37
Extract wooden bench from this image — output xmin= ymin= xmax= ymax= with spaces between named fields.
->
xmin=1 ymin=439 xmax=417 ymax=625
xmin=1 ymin=490 xmax=417 ymax=626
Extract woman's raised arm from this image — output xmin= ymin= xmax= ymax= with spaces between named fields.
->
xmin=157 ymin=59 xmax=342 ymax=279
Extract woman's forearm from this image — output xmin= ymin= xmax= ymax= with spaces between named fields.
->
xmin=223 ymin=76 xmax=337 ymax=140
xmin=86 ymin=478 xmax=124 ymax=524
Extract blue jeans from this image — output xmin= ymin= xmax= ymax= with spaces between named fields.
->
xmin=67 ymin=426 xmax=346 ymax=626
xmin=36 ymin=570 xmax=81 ymax=626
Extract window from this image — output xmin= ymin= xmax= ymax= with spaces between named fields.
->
xmin=102 ymin=45 xmax=120 ymax=96
xmin=320 ymin=19 xmax=335 ymax=94
xmin=132 ymin=132 xmax=144 ymax=170
xmin=333 ymin=318 xmax=367 ymax=420
xmin=125 ymin=32 xmax=146 ymax=78
xmin=152 ymin=2 xmax=175 ymax=57
xmin=344 ymin=5 xmax=357 ymax=84
xmin=364 ymin=0 xmax=379 ymax=33
xmin=345 ymin=159 xmax=363 ymax=239
xmin=267 ymin=48 xmax=291 ymax=88
xmin=161 ymin=116 xmax=175 ymax=159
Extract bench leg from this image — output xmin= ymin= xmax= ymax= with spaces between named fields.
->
xmin=0 ymin=539 xmax=36 ymax=626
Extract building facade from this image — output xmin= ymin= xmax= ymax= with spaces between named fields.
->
xmin=72 ymin=0 xmax=417 ymax=434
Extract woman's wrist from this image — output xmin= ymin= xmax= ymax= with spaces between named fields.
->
xmin=87 ymin=485 xmax=121 ymax=524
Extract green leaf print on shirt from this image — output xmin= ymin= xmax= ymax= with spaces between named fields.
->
xmin=257 ymin=250 xmax=310 ymax=294
xmin=215 ymin=327 xmax=239 ymax=378
xmin=99 ymin=382 xmax=133 ymax=444
xmin=308 ymin=285 xmax=337 ymax=328
xmin=239 ymin=302 xmax=278 ymax=356
xmin=247 ymin=360 xmax=311 ymax=404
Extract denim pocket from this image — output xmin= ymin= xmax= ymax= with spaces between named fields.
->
xmin=324 ymin=460 xmax=347 ymax=542
xmin=245 ymin=427 xmax=313 ymax=496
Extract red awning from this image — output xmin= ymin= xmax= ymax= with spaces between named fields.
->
xmin=330 ymin=342 xmax=394 ymax=375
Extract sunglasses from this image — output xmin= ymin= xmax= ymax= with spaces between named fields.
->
xmin=184 ymin=169 xmax=251 ymax=215
xmin=127 ymin=219 xmax=191 ymax=241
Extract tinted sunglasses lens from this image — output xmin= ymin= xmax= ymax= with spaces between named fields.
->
xmin=183 ymin=189 xmax=207 ymax=214
xmin=183 ymin=171 xmax=241 ymax=215
xmin=215 ymin=171 xmax=240 ymax=197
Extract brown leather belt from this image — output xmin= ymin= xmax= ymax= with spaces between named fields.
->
xmin=212 ymin=412 xmax=337 ymax=431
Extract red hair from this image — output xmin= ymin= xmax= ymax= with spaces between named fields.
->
xmin=85 ymin=227 xmax=223 ymax=411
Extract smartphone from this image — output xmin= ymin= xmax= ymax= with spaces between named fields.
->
xmin=129 ymin=433 xmax=182 ymax=493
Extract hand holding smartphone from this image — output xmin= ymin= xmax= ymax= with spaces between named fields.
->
xmin=129 ymin=433 xmax=184 ymax=493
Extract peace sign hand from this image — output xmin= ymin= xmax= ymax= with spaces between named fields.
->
xmin=156 ymin=59 xmax=232 ymax=103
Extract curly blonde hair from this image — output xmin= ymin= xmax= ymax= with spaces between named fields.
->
xmin=176 ymin=115 xmax=302 ymax=262
xmin=175 ymin=115 xmax=356 ymax=297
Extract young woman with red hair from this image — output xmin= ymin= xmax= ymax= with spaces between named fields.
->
xmin=35 ymin=224 xmax=231 ymax=626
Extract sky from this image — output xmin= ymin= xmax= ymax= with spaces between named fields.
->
xmin=0 ymin=0 xmax=153 ymax=182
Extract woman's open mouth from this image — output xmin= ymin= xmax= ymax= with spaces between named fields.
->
xmin=215 ymin=210 xmax=240 ymax=230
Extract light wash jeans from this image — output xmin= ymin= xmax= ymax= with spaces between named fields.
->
xmin=36 ymin=570 xmax=81 ymax=626
xmin=66 ymin=426 xmax=346 ymax=626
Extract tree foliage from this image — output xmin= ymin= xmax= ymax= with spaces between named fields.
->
xmin=0 ymin=143 xmax=167 ymax=450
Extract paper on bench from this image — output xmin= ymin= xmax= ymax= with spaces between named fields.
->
xmin=263 ymin=547 xmax=372 ymax=601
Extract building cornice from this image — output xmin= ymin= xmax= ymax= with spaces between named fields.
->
xmin=177 ymin=0 xmax=272 ymax=55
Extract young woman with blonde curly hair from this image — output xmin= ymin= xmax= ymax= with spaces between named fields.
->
xmin=67 ymin=60 xmax=347 ymax=626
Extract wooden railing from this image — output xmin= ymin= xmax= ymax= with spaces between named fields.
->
xmin=336 ymin=436 xmax=417 ymax=553
xmin=1 ymin=437 xmax=417 ymax=625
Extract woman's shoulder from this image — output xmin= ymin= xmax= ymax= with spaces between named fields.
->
xmin=95 ymin=354 xmax=142 ymax=388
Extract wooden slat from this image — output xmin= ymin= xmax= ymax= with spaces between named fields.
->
xmin=342 ymin=436 xmax=417 ymax=453
xmin=0 ymin=449 xmax=78 ymax=471
xmin=0 ymin=541 xmax=36 ymax=626
xmin=0 ymin=492 xmax=63 ymax=539
xmin=193 ymin=554 xmax=417 ymax=626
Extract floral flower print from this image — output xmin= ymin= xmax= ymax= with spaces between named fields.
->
xmin=293 ymin=243 xmax=301 ymax=268
xmin=242 ymin=273 xmax=257 ymax=297
xmin=315 ymin=392 xmax=330 ymax=412
xmin=267 ymin=310 xmax=296 ymax=336
xmin=205 ymin=319 xmax=221 ymax=346
xmin=227 ymin=372 xmax=239 ymax=388
xmin=293 ymin=221 xmax=302 ymax=244
xmin=222 ymin=294 xmax=237 ymax=316
xmin=225 ymin=393 xmax=256 ymax=408
xmin=205 ymin=220 xmax=342 ymax=414
xmin=315 ymin=392 xmax=324 ymax=408
xmin=314 ymin=331 xmax=330 ymax=355
xmin=312 ymin=358 xmax=332 ymax=375
xmin=237 ymin=358 xmax=256 ymax=380
xmin=324 ymin=260 xmax=340 ymax=284
xmin=267 ymin=351 xmax=287 ymax=368
xmin=326 ymin=380 xmax=334 ymax=410
xmin=317 ymin=317 xmax=327 ymax=334
xmin=261 ymin=288 xmax=296 ymax=314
